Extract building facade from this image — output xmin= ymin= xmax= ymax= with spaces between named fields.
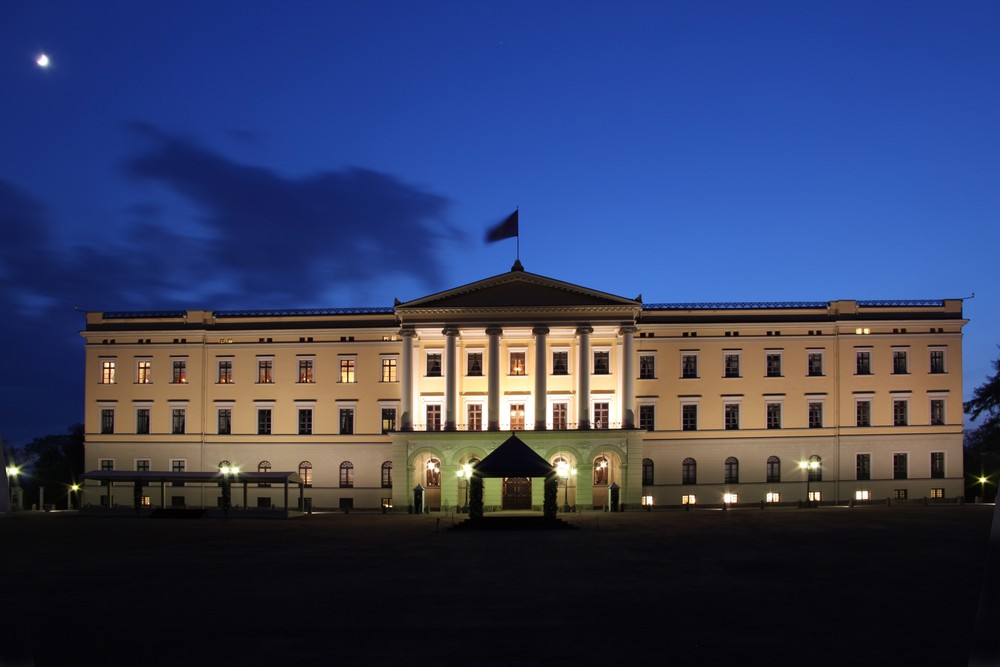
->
xmin=80 ymin=264 xmax=967 ymax=511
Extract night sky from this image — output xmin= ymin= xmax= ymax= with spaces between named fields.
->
xmin=1 ymin=1 xmax=998 ymax=445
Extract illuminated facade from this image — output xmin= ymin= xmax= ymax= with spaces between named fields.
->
xmin=80 ymin=264 xmax=967 ymax=511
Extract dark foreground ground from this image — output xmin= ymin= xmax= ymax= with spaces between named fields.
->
xmin=1 ymin=505 xmax=997 ymax=667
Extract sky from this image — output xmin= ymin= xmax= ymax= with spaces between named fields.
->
xmin=1 ymin=1 xmax=998 ymax=445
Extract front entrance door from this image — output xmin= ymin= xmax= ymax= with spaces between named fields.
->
xmin=502 ymin=477 xmax=532 ymax=510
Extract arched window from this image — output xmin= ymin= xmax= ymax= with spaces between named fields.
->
xmin=724 ymin=457 xmax=739 ymax=484
xmin=381 ymin=461 xmax=392 ymax=488
xmin=258 ymin=460 xmax=272 ymax=488
xmin=766 ymin=456 xmax=781 ymax=483
xmin=340 ymin=461 xmax=354 ymax=488
xmin=593 ymin=456 xmax=609 ymax=485
xmin=642 ymin=458 xmax=654 ymax=486
xmin=682 ymin=458 xmax=697 ymax=485
xmin=425 ymin=458 xmax=441 ymax=487
xmin=808 ymin=455 xmax=822 ymax=482
xmin=299 ymin=461 xmax=313 ymax=488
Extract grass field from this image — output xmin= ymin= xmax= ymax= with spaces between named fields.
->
xmin=1 ymin=505 xmax=995 ymax=666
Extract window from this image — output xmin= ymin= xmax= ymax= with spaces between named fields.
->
xmin=724 ymin=353 xmax=740 ymax=378
xmin=807 ymin=455 xmax=822 ymax=482
xmin=682 ymin=404 xmax=697 ymax=431
xmin=552 ymin=403 xmax=568 ymax=430
xmin=381 ymin=462 xmax=393 ymax=488
xmin=299 ymin=409 xmax=313 ymax=435
xmin=682 ymin=458 xmax=697 ymax=485
xmin=856 ymin=400 xmax=871 ymax=427
xmin=299 ymin=461 xmax=313 ymax=487
xmin=856 ymin=454 xmax=871 ymax=481
xmin=467 ymin=404 xmax=482 ymax=431
xmin=765 ymin=492 xmax=780 ymax=503
xmin=381 ymin=408 xmax=397 ymax=434
xmin=639 ymin=354 xmax=655 ymax=379
xmin=766 ymin=353 xmax=782 ymax=377
xmin=807 ymin=352 xmax=823 ymax=377
xmin=639 ymin=405 xmax=655 ymax=431
xmin=100 ymin=459 xmax=114 ymax=473
xmin=100 ymin=408 xmax=115 ymax=434
xmin=339 ymin=408 xmax=354 ymax=435
xmin=724 ymin=457 xmax=739 ymax=484
xmin=467 ymin=352 xmax=483 ymax=377
xmin=856 ymin=350 xmax=871 ymax=375
xmin=766 ymin=403 xmax=782 ymax=429
xmin=217 ymin=408 xmax=231 ymax=435
xmin=218 ymin=359 xmax=233 ymax=384
xmin=930 ymin=399 xmax=945 ymax=426
xmin=426 ymin=404 xmax=441 ymax=431
xmin=339 ymin=358 xmax=356 ymax=383
xmin=136 ymin=408 xmax=150 ymax=434
xmin=894 ymin=488 xmax=908 ymax=500
xmin=930 ymin=349 xmax=946 ymax=374
xmin=171 ymin=408 xmax=186 ymax=434
xmin=381 ymin=357 xmax=398 ymax=382
xmin=593 ymin=350 xmax=610 ymax=375
xmin=101 ymin=360 xmax=116 ymax=384
xmin=893 ymin=399 xmax=908 ymax=426
xmin=257 ymin=409 xmax=272 ymax=435
xmin=136 ymin=360 xmax=152 ymax=384
xmin=171 ymin=459 xmax=185 ymax=486
xmin=930 ymin=488 xmax=944 ymax=499
xmin=808 ymin=402 xmax=823 ymax=428
xmin=552 ymin=351 xmax=568 ymax=375
xmin=136 ymin=459 xmax=150 ymax=472
xmin=339 ymin=461 xmax=354 ymax=488
xmin=930 ymin=452 xmax=945 ymax=479
xmin=257 ymin=461 xmax=272 ymax=487
xmin=426 ymin=353 xmax=442 ymax=377
xmin=509 ymin=351 xmax=526 ymax=376
xmin=594 ymin=456 xmax=609 ymax=485
xmin=892 ymin=350 xmax=908 ymax=374
xmin=642 ymin=458 xmax=654 ymax=486
xmin=681 ymin=353 xmax=698 ymax=379
xmin=172 ymin=360 xmax=187 ymax=383
xmin=258 ymin=359 xmax=273 ymax=384
xmin=681 ymin=494 xmax=697 ymax=505
xmin=855 ymin=489 xmax=870 ymax=501
xmin=298 ymin=359 xmax=315 ymax=383
xmin=509 ymin=403 xmax=525 ymax=430
xmin=893 ymin=453 xmax=908 ymax=480
xmin=766 ymin=456 xmax=781 ymax=483
xmin=593 ymin=402 xmax=609 ymax=429
xmin=426 ymin=458 xmax=441 ymax=486
xmin=724 ymin=403 xmax=740 ymax=430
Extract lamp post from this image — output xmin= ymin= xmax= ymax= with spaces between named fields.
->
xmin=799 ymin=460 xmax=819 ymax=508
xmin=979 ymin=476 xmax=989 ymax=503
xmin=6 ymin=465 xmax=20 ymax=512
xmin=219 ymin=465 xmax=239 ymax=516
xmin=456 ymin=464 xmax=473 ymax=513
xmin=69 ymin=483 xmax=80 ymax=510
xmin=557 ymin=461 xmax=577 ymax=513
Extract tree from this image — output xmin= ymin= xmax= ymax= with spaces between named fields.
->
xmin=20 ymin=424 xmax=85 ymax=508
xmin=965 ymin=353 xmax=1000 ymax=501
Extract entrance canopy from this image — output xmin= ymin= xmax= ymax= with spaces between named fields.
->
xmin=472 ymin=434 xmax=554 ymax=478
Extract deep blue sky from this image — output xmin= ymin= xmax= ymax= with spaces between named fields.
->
xmin=1 ymin=1 xmax=998 ymax=445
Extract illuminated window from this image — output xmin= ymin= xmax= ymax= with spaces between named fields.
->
xmin=552 ymin=351 xmax=568 ymax=375
xmin=682 ymin=458 xmax=697 ymax=485
xmin=766 ymin=402 xmax=781 ymax=430
xmin=808 ymin=491 xmax=822 ymax=502
xmin=339 ymin=408 xmax=354 ymax=435
xmin=892 ymin=349 xmax=908 ymax=374
xmin=594 ymin=456 xmax=609 ymax=485
xmin=930 ymin=488 xmax=944 ymax=499
xmin=639 ymin=405 xmax=655 ymax=430
xmin=100 ymin=408 xmax=115 ymax=434
xmin=426 ymin=405 xmax=441 ymax=431
xmin=593 ymin=402 xmax=609 ymax=429
xmin=136 ymin=360 xmax=151 ymax=384
xmin=642 ymin=458 xmax=654 ymax=486
xmin=724 ymin=403 xmax=740 ymax=430
xmin=217 ymin=409 xmax=231 ymax=435
xmin=425 ymin=458 xmax=441 ymax=487
xmin=807 ymin=352 xmax=823 ymax=377
xmin=929 ymin=349 xmax=946 ymax=374
xmin=136 ymin=459 xmax=150 ymax=472
xmin=855 ymin=350 xmax=871 ymax=375
xmin=807 ymin=455 xmax=822 ymax=481
xmin=171 ymin=360 xmax=187 ymax=383
xmin=930 ymin=399 xmax=945 ymax=426
xmin=856 ymin=454 xmax=871 ymax=481
xmin=893 ymin=453 xmax=908 ymax=480
xmin=765 ymin=492 xmax=780 ymax=503
xmin=681 ymin=494 xmax=697 ymax=505
xmin=682 ymin=404 xmax=697 ymax=431
xmin=218 ymin=359 xmax=233 ymax=384
xmin=724 ymin=352 xmax=740 ymax=378
xmin=298 ymin=408 xmax=313 ymax=435
xmin=766 ymin=456 xmax=781 ymax=483
xmin=893 ymin=488 xmax=907 ymax=500
xmin=681 ymin=353 xmax=698 ymax=379
xmin=298 ymin=359 xmax=314 ymax=383
xmin=808 ymin=402 xmax=823 ymax=428
xmin=467 ymin=404 xmax=482 ymax=431
xmin=855 ymin=489 xmax=870 ymax=501
xmin=381 ymin=462 xmax=392 ymax=488
xmin=509 ymin=351 xmax=526 ymax=376
xmin=136 ymin=408 xmax=150 ymax=435
xmin=101 ymin=360 xmax=117 ymax=384
xmin=467 ymin=352 xmax=482 ymax=377
xmin=856 ymin=400 xmax=871 ymax=427
xmin=509 ymin=403 xmax=525 ymax=430
xmin=140 ymin=496 xmax=150 ymax=507
xmin=257 ymin=409 xmax=271 ymax=435
xmin=723 ymin=493 xmax=738 ymax=505
xmin=552 ymin=403 xmax=568 ymax=430
xmin=339 ymin=358 xmax=356 ymax=383
xmin=593 ymin=350 xmax=610 ymax=375
xmin=766 ymin=352 xmax=782 ymax=377
xmin=893 ymin=400 xmax=908 ymax=426
xmin=382 ymin=357 xmax=398 ymax=382
xmin=641 ymin=495 xmax=654 ymax=506
xmin=426 ymin=352 xmax=442 ymax=377
xmin=299 ymin=461 xmax=313 ymax=487
xmin=171 ymin=409 xmax=185 ymax=434
xmin=639 ymin=354 xmax=655 ymax=379
xmin=930 ymin=452 xmax=945 ymax=479
xmin=381 ymin=408 xmax=397 ymax=434
xmin=257 ymin=359 xmax=273 ymax=384
xmin=724 ymin=457 xmax=739 ymax=484
xmin=339 ymin=461 xmax=354 ymax=488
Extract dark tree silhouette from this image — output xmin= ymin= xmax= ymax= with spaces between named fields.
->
xmin=965 ymin=351 xmax=1000 ymax=501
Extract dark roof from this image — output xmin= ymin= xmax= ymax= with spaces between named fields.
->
xmin=472 ymin=434 xmax=555 ymax=478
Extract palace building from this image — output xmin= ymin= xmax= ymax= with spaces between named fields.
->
xmin=80 ymin=262 xmax=967 ymax=512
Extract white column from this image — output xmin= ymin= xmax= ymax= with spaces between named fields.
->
xmin=533 ymin=326 xmax=549 ymax=430
xmin=443 ymin=327 xmax=459 ymax=431
xmin=487 ymin=327 xmax=503 ymax=431
xmin=620 ymin=325 xmax=637 ymax=429
xmin=577 ymin=325 xmax=593 ymax=430
xmin=400 ymin=328 xmax=416 ymax=431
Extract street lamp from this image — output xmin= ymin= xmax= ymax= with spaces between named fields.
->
xmin=219 ymin=465 xmax=239 ymax=516
xmin=69 ymin=483 xmax=80 ymax=510
xmin=6 ymin=465 xmax=20 ymax=511
xmin=979 ymin=475 xmax=989 ymax=503
xmin=556 ymin=461 xmax=577 ymax=513
xmin=456 ymin=463 xmax=473 ymax=513
xmin=799 ymin=460 xmax=819 ymax=507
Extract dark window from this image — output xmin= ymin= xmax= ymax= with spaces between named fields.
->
xmin=807 ymin=455 xmax=822 ymax=482
xmin=381 ymin=462 xmax=393 ymax=488
xmin=807 ymin=353 xmax=823 ymax=377
xmin=171 ymin=459 xmax=185 ymax=487
xmin=808 ymin=402 xmax=823 ymax=428
xmin=766 ymin=456 xmax=781 ymax=483
xmin=136 ymin=459 xmax=150 ymax=472
xmin=339 ymin=461 xmax=354 ymax=488
xmin=856 ymin=454 xmax=871 ymax=481
xmin=593 ymin=402 xmax=609 ymax=429
xmin=856 ymin=401 xmax=871 ymax=427
xmin=681 ymin=354 xmax=698 ymax=379
xmin=381 ymin=408 xmax=397 ymax=434
xmin=724 ymin=457 xmax=739 ymax=484
xmin=299 ymin=461 xmax=313 ymax=487
xmin=136 ymin=408 xmax=150 ymax=434
xmin=257 ymin=409 xmax=272 ymax=435
xmin=892 ymin=350 xmax=908 ymax=374
xmin=467 ymin=404 xmax=482 ymax=431
xmin=682 ymin=458 xmax=697 ymax=485
xmin=467 ymin=353 xmax=482 ymax=377
xmin=894 ymin=488 xmax=908 ymax=500
xmin=426 ymin=353 xmax=442 ymax=377
xmin=766 ymin=403 xmax=781 ymax=429
xmin=930 ymin=350 xmax=945 ymax=374
xmin=893 ymin=400 xmax=908 ymax=427
xmin=217 ymin=409 xmax=231 ymax=435
xmin=171 ymin=409 xmax=185 ymax=434
xmin=930 ymin=399 xmax=945 ymax=426
xmin=893 ymin=453 xmax=908 ymax=480
xmin=766 ymin=353 xmax=782 ymax=377
xmin=724 ymin=354 xmax=740 ymax=378
xmin=258 ymin=461 xmax=271 ymax=487
xmin=682 ymin=404 xmax=697 ymax=431
xmin=593 ymin=351 xmax=610 ymax=375
xmin=930 ymin=452 xmax=945 ymax=479
xmin=426 ymin=405 xmax=441 ymax=431
xmin=639 ymin=405 xmax=655 ymax=431
xmin=552 ymin=351 xmax=568 ymax=375
xmin=639 ymin=355 xmax=655 ymax=379
xmin=100 ymin=409 xmax=115 ymax=434
xmin=298 ymin=408 xmax=313 ymax=435
xmin=642 ymin=458 xmax=654 ymax=486
xmin=339 ymin=408 xmax=354 ymax=435
xmin=724 ymin=404 xmax=739 ymax=430
xmin=856 ymin=351 xmax=871 ymax=375
xmin=552 ymin=403 xmax=567 ymax=430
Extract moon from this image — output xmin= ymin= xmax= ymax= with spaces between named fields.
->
xmin=36 ymin=53 xmax=50 ymax=68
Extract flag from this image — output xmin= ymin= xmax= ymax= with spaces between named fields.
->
xmin=485 ymin=210 xmax=518 ymax=243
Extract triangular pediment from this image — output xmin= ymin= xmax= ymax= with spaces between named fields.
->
xmin=472 ymin=434 xmax=555 ymax=478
